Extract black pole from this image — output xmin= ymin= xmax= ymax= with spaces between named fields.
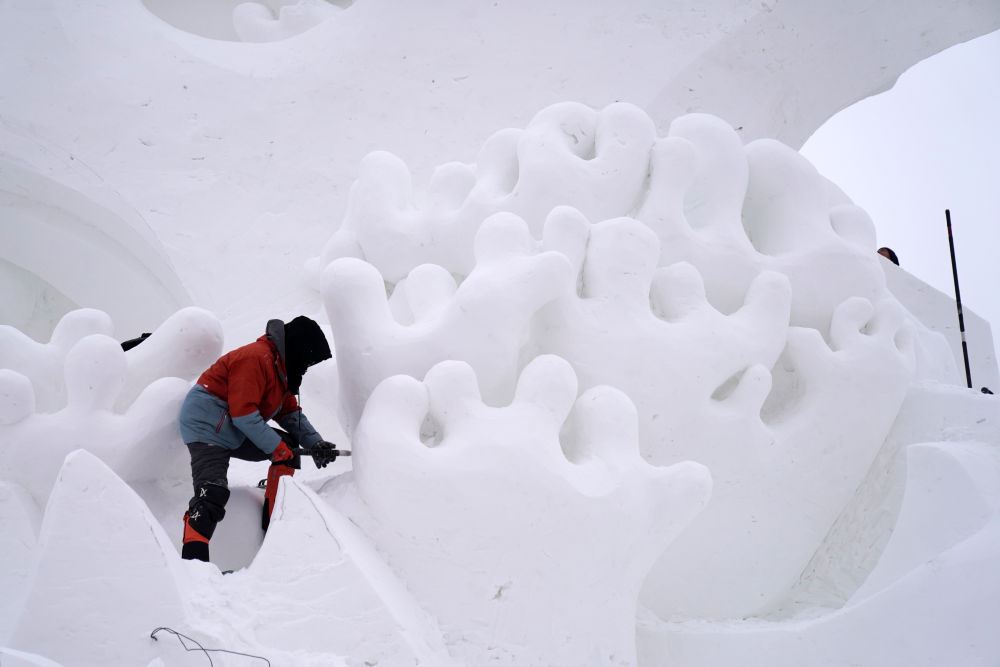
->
xmin=946 ymin=209 xmax=973 ymax=388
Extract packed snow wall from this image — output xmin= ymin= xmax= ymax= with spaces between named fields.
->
xmin=0 ymin=127 xmax=192 ymax=341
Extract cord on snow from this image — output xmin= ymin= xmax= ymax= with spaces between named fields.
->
xmin=150 ymin=627 xmax=271 ymax=666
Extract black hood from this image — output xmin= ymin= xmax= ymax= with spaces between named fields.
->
xmin=277 ymin=316 xmax=331 ymax=394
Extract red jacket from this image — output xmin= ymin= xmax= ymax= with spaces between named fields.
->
xmin=179 ymin=333 xmax=322 ymax=454
xmin=198 ymin=335 xmax=299 ymax=423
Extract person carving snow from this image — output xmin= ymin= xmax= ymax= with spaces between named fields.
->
xmin=177 ymin=315 xmax=339 ymax=562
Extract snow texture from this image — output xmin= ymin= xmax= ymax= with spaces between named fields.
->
xmin=3 ymin=3 xmax=1000 ymax=664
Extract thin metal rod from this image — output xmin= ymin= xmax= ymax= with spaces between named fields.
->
xmin=946 ymin=209 xmax=973 ymax=388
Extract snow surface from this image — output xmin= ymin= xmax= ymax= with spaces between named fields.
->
xmin=3 ymin=2 xmax=1000 ymax=666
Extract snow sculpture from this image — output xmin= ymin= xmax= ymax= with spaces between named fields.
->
xmin=7 ymin=451 xmax=187 ymax=666
xmin=346 ymin=355 xmax=711 ymax=666
xmin=0 ymin=307 xmax=221 ymax=415
xmin=641 ymin=295 xmax=916 ymax=618
xmin=0 ymin=308 xmax=223 ymax=506
xmin=114 ymin=307 xmax=224 ymax=412
xmin=233 ymin=0 xmax=341 ymax=42
xmin=323 ymin=213 xmax=575 ymax=433
xmin=0 ymin=370 xmax=34 ymax=426
xmin=315 ymin=104 xmax=891 ymax=333
xmin=314 ymin=102 xmax=948 ymax=621
xmin=0 ymin=308 xmax=113 ymax=413
xmin=638 ymin=114 xmax=886 ymax=331
xmin=0 ymin=482 xmax=38 ymax=641
xmin=534 ymin=213 xmax=792 ymax=455
xmin=0 ymin=95 xmax=987 ymax=665
xmin=312 ymin=103 xmax=658 ymax=283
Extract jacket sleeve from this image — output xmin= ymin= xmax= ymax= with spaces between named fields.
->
xmin=276 ymin=394 xmax=323 ymax=448
xmin=275 ymin=410 xmax=323 ymax=449
xmin=227 ymin=354 xmax=282 ymax=455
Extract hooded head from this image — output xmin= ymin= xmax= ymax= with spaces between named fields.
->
xmin=282 ymin=316 xmax=332 ymax=394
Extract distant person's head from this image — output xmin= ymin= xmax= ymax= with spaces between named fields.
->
xmin=877 ymin=247 xmax=899 ymax=266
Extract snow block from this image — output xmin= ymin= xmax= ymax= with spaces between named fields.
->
xmin=0 ymin=482 xmax=41 ymax=643
xmin=638 ymin=512 xmax=1000 ymax=667
xmin=853 ymin=440 xmax=1000 ymax=600
xmin=8 ymin=450 xmax=186 ymax=667
xmin=239 ymin=477 xmax=452 ymax=666
xmin=0 ymin=647 xmax=65 ymax=667
xmin=116 ymin=306 xmax=223 ymax=412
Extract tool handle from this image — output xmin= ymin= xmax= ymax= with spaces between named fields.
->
xmin=291 ymin=447 xmax=352 ymax=457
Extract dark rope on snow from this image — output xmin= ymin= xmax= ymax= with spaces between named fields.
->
xmin=150 ymin=627 xmax=271 ymax=666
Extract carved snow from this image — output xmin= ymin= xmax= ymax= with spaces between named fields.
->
xmin=351 ymin=355 xmax=711 ymax=665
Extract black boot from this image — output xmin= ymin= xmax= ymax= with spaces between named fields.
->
xmin=181 ymin=527 xmax=210 ymax=562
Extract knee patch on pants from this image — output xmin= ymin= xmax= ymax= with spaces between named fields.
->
xmin=186 ymin=483 xmax=231 ymax=541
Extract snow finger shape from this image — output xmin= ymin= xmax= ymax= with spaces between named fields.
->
xmin=352 ymin=355 xmax=711 ymax=666
xmin=2 ymin=332 xmax=192 ymax=505
xmin=643 ymin=295 xmax=916 ymax=619
xmin=323 ymin=213 xmax=574 ymax=435
xmin=537 ymin=214 xmax=791 ymax=461
xmin=116 ymin=306 xmax=223 ymax=412
xmin=0 ymin=308 xmax=112 ymax=412
xmin=313 ymin=101 xmax=655 ymax=283
xmin=0 ymin=369 xmax=35 ymax=426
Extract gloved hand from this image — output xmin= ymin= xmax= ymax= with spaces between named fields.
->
xmin=271 ymin=441 xmax=295 ymax=463
xmin=311 ymin=441 xmax=339 ymax=469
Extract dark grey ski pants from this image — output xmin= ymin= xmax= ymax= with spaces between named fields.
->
xmin=187 ymin=428 xmax=301 ymax=492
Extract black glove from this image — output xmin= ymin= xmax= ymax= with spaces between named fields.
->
xmin=311 ymin=441 xmax=339 ymax=469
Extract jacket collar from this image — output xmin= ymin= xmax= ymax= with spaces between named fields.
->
xmin=265 ymin=319 xmax=286 ymax=362
xmin=262 ymin=319 xmax=288 ymax=387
